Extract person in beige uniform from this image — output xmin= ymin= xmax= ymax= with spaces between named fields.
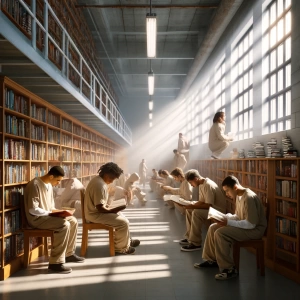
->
xmin=124 ymin=172 xmax=147 ymax=205
xmin=172 ymin=149 xmax=187 ymax=170
xmin=178 ymin=133 xmax=190 ymax=165
xmin=162 ymin=167 xmax=192 ymax=211
xmin=195 ymin=175 xmax=267 ymax=280
xmin=138 ymin=159 xmax=148 ymax=188
xmin=208 ymin=111 xmax=233 ymax=159
xmin=84 ymin=162 xmax=140 ymax=255
xmin=24 ymin=166 xmax=84 ymax=274
xmin=179 ymin=169 xmax=226 ymax=252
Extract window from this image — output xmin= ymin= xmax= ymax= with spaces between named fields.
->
xmin=201 ymin=80 xmax=212 ymax=143
xmin=231 ymin=25 xmax=254 ymax=140
xmin=262 ymin=0 xmax=291 ymax=134
xmin=214 ymin=55 xmax=226 ymax=113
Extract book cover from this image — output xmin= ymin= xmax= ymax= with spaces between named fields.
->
xmin=207 ymin=206 xmax=226 ymax=222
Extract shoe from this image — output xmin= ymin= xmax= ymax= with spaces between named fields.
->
xmin=65 ymin=253 xmax=85 ymax=263
xmin=181 ymin=244 xmax=202 ymax=252
xmin=215 ymin=267 xmax=238 ymax=280
xmin=116 ymin=246 xmax=136 ymax=255
xmin=179 ymin=238 xmax=189 ymax=245
xmin=130 ymin=239 xmax=140 ymax=247
xmin=194 ymin=260 xmax=218 ymax=268
xmin=48 ymin=263 xmax=72 ymax=274
xmin=211 ymin=155 xmax=219 ymax=159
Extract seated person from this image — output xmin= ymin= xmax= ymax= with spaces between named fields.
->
xmin=195 ymin=175 xmax=267 ymax=281
xmin=84 ymin=162 xmax=140 ymax=255
xmin=162 ymin=167 xmax=192 ymax=211
xmin=124 ymin=173 xmax=147 ymax=205
xmin=178 ymin=169 xmax=226 ymax=252
xmin=173 ymin=149 xmax=187 ymax=170
xmin=149 ymin=168 xmax=163 ymax=192
xmin=24 ymin=166 xmax=84 ymax=274
xmin=156 ymin=170 xmax=179 ymax=200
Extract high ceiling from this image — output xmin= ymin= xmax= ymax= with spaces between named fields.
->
xmin=77 ymin=0 xmax=233 ymax=103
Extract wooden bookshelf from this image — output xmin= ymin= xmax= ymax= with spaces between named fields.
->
xmin=0 ymin=76 xmax=122 ymax=280
xmin=191 ymin=158 xmax=300 ymax=283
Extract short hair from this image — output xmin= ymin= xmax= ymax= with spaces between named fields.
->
xmin=98 ymin=162 xmax=123 ymax=178
xmin=213 ymin=111 xmax=224 ymax=123
xmin=173 ymin=149 xmax=178 ymax=154
xmin=185 ymin=169 xmax=201 ymax=181
xmin=161 ymin=170 xmax=170 ymax=176
xmin=222 ymin=175 xmax=240 ymax=188
xmin=152 ymin=168 xmax=156 ymax=171
xmin=48 ymin=166 xmax=65 ymax=177
xmin=170 ymin=168 xmax=184 ymax=178
xmin=158 ymin=169 xmax=163 ymax=175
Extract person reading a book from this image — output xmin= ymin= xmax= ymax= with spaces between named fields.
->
xmin=208 ymin=111 xmax=233 ymax=159
xmin=162 ymin=168 xmax=192 ymax=211
xmin=24 ymin=166 xmax=85 ymax=274
xmin=179 ymin=169 xmax=226 ymax=252
xmin=156 ymin=170 xmax=179 ymax=200
xmin=124 ymin=172 xmax=147 ymax=205
xmin=172 ymin=149 xmax=187 ymax=170
xmin=84 ymin=162 xmax=140 ymax=255
xmin=195 ymin=175 xmax=267 ymax=280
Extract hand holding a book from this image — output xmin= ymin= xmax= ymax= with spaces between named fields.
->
xmin=49 ymin=209 xmax=75 ymax=218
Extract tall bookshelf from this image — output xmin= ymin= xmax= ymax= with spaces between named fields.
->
xmin=0 ymin=76 xmax=122 ymax=280
xmin=191 ymin=158 xmax=300 ymax=283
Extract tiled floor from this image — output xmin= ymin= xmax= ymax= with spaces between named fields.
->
xmin=1 ymin=186 xmax=300 ymax=300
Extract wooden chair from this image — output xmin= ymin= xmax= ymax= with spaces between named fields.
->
xmin=80 ymin=189 xmax=115 ymax=257
xmin=20 ymin=200 xmax=54 ymax=268
xmin=233 ymin=206 xmax=269 ymax=276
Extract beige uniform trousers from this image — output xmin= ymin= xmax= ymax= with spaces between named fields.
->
xmin=184 ymin=209 xmax=208 ymax=246
xmin=88 ymin=212 xmax=130 ymax=252
xmin=203 ymin=223 xmax=264 ymax=270
xmin=33 ymin=215 xmax=78 ymax=264
xmin=209 ymin=141 xmax=230 ymax=157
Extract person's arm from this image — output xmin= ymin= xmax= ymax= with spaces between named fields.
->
xmin=162 ymin=186 xmax=180 ymax=194
xmin=28 ymin=182 xmax=51 ymax=216
xmin=215 ymin=123 xmax=232 ymax=142
xmin=227 ymin=219 xmax=256 ymax=229
xmin=96 ymin=203 xmax=126 ymax=214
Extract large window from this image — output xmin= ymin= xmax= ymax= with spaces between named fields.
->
xmin=214 ymin=55 xmax=226 ymax=113
xmin=187 ymin=90 xmax=201 ymax=145
xmin=201 ymin=80 xmax=212 ymax=143
xmin=231 ymin=24 xmax=254 ymax=140
xmin=262 ymin=0 xmax=291 ymax=134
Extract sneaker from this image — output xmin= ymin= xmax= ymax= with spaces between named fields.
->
xmin=215 ymin=268 xmax=238 ymax=280
xmin=65 ymin=253 xmax=85 ymax=263
xmin=48 ymin=263 xmax=72 ymax=274
xmin=130 ymin=239 xmax=140 ymax=247
xmin=116 ymin=246 xmax=136 ymax=255
xmin=194 ymin=260 xmax=218 ymax=268
xmin=181 ymin=244 xmax=202 ymax=252
xmin=179 ymin=238 xmax=189 ymax=245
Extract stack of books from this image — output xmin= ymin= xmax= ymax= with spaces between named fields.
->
xmin=253 ymin=142 xmax=266 ymax=158
xmin=247 ymin=150 xmax=256 ymax=158
xmin=266 ymin=138 xmax=280 ymax=157
xmin=282 ymin=137 xmax=297 ymax=157
xmin=238 ymin=149 xmax=245 ymax=158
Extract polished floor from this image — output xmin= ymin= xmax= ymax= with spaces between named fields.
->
xmin=1 ymin=186 xmax=300 ymax=300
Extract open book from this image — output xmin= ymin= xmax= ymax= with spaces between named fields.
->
xmin=108 ymin=198 xmax=127 ymax=209
xmin=49 ymin=209 xmax=75 ymax=218
xmin=164 ymin=195 xmax=197 ymax=206
xmin=207 ymin=206 xmax=226 ymax=222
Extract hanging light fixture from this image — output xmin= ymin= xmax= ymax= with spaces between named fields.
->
xmin=149 ymin=97 xmax=153 ymax=110
xmin=149 ymin=112 xmax=153 ymax=120
xmin=146 ymin=0 xmax=157 ymax=58
xmin=149 ymin=122 xmax=153 ymax=128
xmin=148 ymin=70 xmax=154 ymax=95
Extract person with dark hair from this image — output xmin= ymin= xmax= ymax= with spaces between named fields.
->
xmin=156 ymin=169 xmax=179 ymax=200
xmin=24 ymin=166 xmax=84 ymax=274
xmin=208 ymin=111 xmax=233 ymax=159
xmin=179 ymin=169 xmax=226 ymax=252
xmin=178 ymin=133 xmax=190 ymax=165
xmin=173 ymin=149 xmax=187 ymax=170
xmin=138 ymin=159 xmax=148 ymax=188
xmin=195 ymin=175 xmax=267 ymax=281
xmin=84 ymin=162 xmax=140 ymax=255
xmin=162 ymin=168 xmax=192 ymax=211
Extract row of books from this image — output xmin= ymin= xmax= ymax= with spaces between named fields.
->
xmin=275 ymin=217 xmax=297 ymax=237
xmin=30 ymin=165 xmax=46 ymax=179
xmin=4 ymin=186 xmax=24 ymax=207
xmin=276 ymin=163 xmax=297 ymax=177
xmin=61 ymin=149 xmax=72 ymax=161
xmin=31 ymin=143 xmax=46 ymax=160
xmin=4 ymin=88 xmax=28 ymax=115
xmin=4 ymin=210 xmax=20 ymax=235
xmin=30 ymin=124 xmax=46 ymax=141
xmin=276 ymin=200 xmax=297 ymax=218
xmin=4 ymin=234 xmax=25 ymax=264
xmin=4 ymin=163 xmax=28 ymax=184
xmin=5 ymin=115 xmax=28 ymax=137
xmin=276 ymin=236 xmax=296 ymax=253
xmin=4 ymin=139 xmax=27 ymax=160
xmin=276 ymin=180 xmax=297 ymax=199
xmin=48 ymin=129 xmax=60 ymax=144
xmin=61 ymin=134 xmax=72 ymax=147
xmin=62 ymin=119 xmax=72 ymax=132
xmin=31 ymin=104 xmax=46 ymax=122
xmin=48 ymin=111 xmax=60 ymax=127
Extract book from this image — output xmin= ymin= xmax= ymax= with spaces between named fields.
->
xmin=207 ymin=207 xmax=226 ymax=222
xmin=107 ymin=198 xmax=127 ymax=209
xmin=49 ymin=209 xmax=75 ymax=218
xmin=163 ymin=195 xmax=197 ymax=206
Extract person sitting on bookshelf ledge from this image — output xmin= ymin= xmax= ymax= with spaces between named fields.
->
xmin=195 ymin=175 xmax=267 ymax=281
xmin=84 ymin=162 xmax=140 ymax=255
xmin=24 ymin=166 xmax=85 ymax=274
xmin=178 ymin=169 xmax=226 ymax=252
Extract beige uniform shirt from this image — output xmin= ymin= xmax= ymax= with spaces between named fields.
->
xmin=170 ymin=179 xmax=193 ymax=200
xmin=209 ymin=122 xmax=231 ymax=145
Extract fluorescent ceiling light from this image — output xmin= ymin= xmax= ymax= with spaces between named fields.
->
xmin=149 ymin=112 xmax=153 ymax=120
xmin=146 ymin=13 xmax=157 ymax=58
xmin=149 ymin=99 xmax=153 ymax=110
xmin=149 ymin=122 xmax=153 ymax=128
xmin=148 ymin=71 xmax=154 ymax=95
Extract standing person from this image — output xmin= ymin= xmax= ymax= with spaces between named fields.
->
xmin=178 ymin=133 xmax=190 ymax=165
xmin=84 ymin=162 xmax=140 ymax=255
xmin=195 ymin=175 xmax=267 ymax=280
xmin=139 ymin=159 xmax=148 ymax=188
xmin=208 ymin=111 xmax=233 ymax=159
xmin=179 ymin=169 xmax=226 ymax=252
xmin=24 ymin=166 xmax=85 ymax=274
xmin=173 ymin=149 xmax=187 ymax=170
